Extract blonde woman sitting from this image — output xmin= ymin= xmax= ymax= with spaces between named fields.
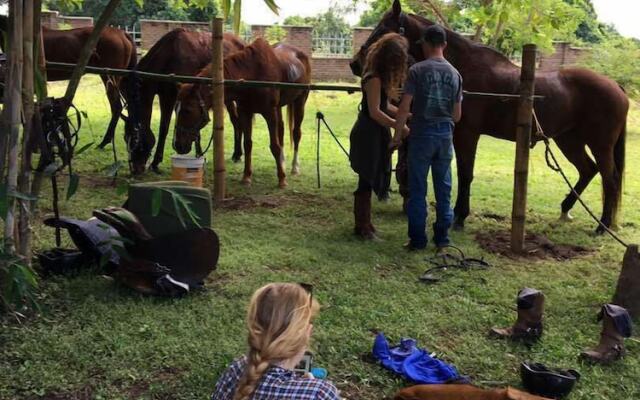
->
xmin=212 ymin=283 xmax=340 ymax=400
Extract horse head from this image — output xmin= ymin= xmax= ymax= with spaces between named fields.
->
xmin=350 ymin=0 xmax=430 ymax=76
xmin=173 ymin=82 xmax=211 ymax=155
xmin=121 ymin=72 xmax=155 ymax=175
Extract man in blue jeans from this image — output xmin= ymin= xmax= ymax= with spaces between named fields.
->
xmin=392 ymin=25 xmax=463 ymax=251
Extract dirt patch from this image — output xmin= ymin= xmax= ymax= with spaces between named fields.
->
xmin=125 ymin=366 xmax=185 ymax=399
xmin=476 ymin=230 xmax=593 ymax=260
xmin=479 ymin=213 xmax=507 ymax=222
xmin=80 ymin=175 xmax=117 ymax=189
xmin=217 ymin=192 xmax=321 ymax=211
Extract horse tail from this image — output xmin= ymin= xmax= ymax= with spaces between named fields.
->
xmin=612 ymin=119 xmax=626 ymax=225
xmin=125 ymin=31 xmax=138 ymax=70
xmin=287 ymin=103 xmax=294 ymax=149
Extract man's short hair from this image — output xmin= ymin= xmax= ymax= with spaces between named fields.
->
xmin=419 ymin=25 xmax=447 ymax=47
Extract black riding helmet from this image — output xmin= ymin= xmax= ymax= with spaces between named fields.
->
xmin=520 ymin=362 xmax=580 ymax=399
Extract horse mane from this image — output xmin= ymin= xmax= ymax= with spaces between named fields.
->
xmin=410 ymin=14 xmax=516 ymax=68
xmin=137 ymin=28 xmax=191 ymax=71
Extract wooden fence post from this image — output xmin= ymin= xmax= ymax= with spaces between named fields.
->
xmin=211 ymin=18 xmax=225 ymax=201
xmin=511 ymin=44 xmax=537 ymax=253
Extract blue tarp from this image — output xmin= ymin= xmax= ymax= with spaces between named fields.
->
xmin=372 ymin=333 xmax=461 ymax=384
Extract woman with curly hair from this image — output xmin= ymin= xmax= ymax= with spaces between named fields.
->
xmin=211 ymin=283 xmax=339 ymax=400
xmin=349 ymin=32 xmax=410 ymax=240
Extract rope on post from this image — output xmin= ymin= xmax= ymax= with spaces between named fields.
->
xmin=531 ymin=110 xmax=630 ymax=249
xmin=315 ymin=112 xmax=351 ymax=189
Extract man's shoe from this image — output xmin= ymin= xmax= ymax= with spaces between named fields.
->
xmin=404 ymin=241 xmax=426 ymax=251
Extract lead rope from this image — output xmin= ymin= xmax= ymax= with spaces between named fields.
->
xmin=533 ymin=110 xmax=629 ymax=249
xmin=315 ymin=111 xmax=350 ymax=189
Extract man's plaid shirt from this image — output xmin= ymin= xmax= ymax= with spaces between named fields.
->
xmin=211 ymin=356 xmax=340 ymax=400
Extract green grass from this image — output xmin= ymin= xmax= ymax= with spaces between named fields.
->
xmin=1 ymin=75 xmax=639 ymax=399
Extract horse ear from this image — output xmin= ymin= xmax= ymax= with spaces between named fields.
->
xmin=392 ymin=0 xmax=402 ymax=17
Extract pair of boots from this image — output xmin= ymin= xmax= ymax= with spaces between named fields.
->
xmin=490 ymin=288 xmax=633 ymax=364
xmin=354 ymin=191 xmax=378 ymax=240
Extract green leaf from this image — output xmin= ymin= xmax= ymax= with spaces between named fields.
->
xmin=151 ymin=188 xmax=162 ymax=217
xmin=263 ymin=0 xmax=280 ymax=15
xmin=171 ymin=192 xmax=187 ymax=229
xmin=10 ymin=191 xmax=37 ymax=201
xmin=66 ymin=174 xmax=80 ymax=200
xmin=222 ymin=0 xmax=231 ymax=18
xmin=74 ymin=141 xmax=94 ymax=156
xmin=233 ymin=0 xmax=242 ymax=34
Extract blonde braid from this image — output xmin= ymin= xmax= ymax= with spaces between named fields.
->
xmin=233 ymin=349 xmax=271 ymax=400
xmin=232 ymin=283 xmax=318 ymax=400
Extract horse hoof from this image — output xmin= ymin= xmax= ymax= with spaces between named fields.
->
xmin=452 ymin=221 xmax=465 ymax=231
xmin=151 ymin=166 xmax=162 ymax=175
xmin=241 ymin=177 xmax=252 ymax=186
xmin=232 ymin=154 xmax=242 ymax=163
xmin=278 ymin=180 xmax=288 ymax=189
xmin=291 ymin=167 xmax=300 ymax=176
xmin=559 ymin=212 xmax=574 ymax=222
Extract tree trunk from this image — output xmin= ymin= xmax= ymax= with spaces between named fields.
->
xmin=490 ymin=15 xmax=506 ymax=48
xmin=63 ymin=0 xmax=123 ymax=104
xmin=17 ymin=0 xmax=35 ymax=261
xmin=29 ymin=0 xmax=47 ymax=206
xmin=421 ymin=0 xmax=451 ymax=29
xmin=472 ymin=0 xmax=494 ymax=42
xmin=3 ymin=0 xmax=24 ymax=254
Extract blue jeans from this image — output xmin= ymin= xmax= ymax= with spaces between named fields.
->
xmin=407 ymin=123 xmax=454 ymax=248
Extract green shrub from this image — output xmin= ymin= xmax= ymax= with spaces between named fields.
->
xmin=0 ymin=251 xmax=39 ymax=315
xmin=580 ymin=36 xmax=640 ymax=98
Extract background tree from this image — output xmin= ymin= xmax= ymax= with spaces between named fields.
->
xmin=45 ymin=0 xmax=220 ymax=26
xmin=283 ymin=8 xmax=351 ymax=36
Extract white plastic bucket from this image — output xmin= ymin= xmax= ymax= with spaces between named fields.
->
xmin=171 ymin=155 xmax=205 ymax=187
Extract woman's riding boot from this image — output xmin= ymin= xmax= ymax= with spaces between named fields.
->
xmin=490 ymin=288 xmax=545 ymax=342
xmin=580 ymin=304 xmax=632 ymax=364
xmin=354 ymin=191 xmax=377 ymax=240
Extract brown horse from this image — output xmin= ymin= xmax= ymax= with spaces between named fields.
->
xmin=0 ymin=20 xmax=136 ymax=138
xmin=114 ymin=29 xmax=245 ymax=174
xmin=350 ymin=0 xmax=629 ymax=233
xmin=174 ymin=38 xmax=311 ymax=188
xmin=41 ymin=25 xmax=137 ymax=144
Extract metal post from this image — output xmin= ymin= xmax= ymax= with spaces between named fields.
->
xmin=511 ymin=44 xmax=537 ymax=253
xmin=211 ymin=18 xmax=225 ymax=201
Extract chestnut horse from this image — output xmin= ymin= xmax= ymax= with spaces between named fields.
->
xmin=0 ymin=18 xmax=136 ymax=143
xmin=114 ymin=29 xmax=245 ymax=174
xmin=174 ymin=38 xmax=311 ymax=188
xmin=351 ymin=0 xmax=628 ymax=233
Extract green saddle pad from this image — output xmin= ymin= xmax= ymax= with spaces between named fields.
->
xmin=125 ymin=181 xmax=212 ymax=237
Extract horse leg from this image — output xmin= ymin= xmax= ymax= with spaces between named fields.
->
xmin=277 ymin=107 xmax=286 ymax=166
xmin=291 ymin=93 xmax=307 ymax=175
xmin=591 ymin=147 xmax=619 ymax=233
xmin=98 ymin=75 xmax=123 ymax=149
xmin=151 ymin=90 xmax=176 ymax=173
xmin=452 ymin=129 xmax=480 ymax=230
xmin=228 ymin=101 xmax=243 ymax=163
xmin=239 ymin=109 xmax=254 ymax=185
xmin=554 ymin=134 xmax=598 ymax=222
xmin=266 ymin=108 xmax=287 ymax=188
